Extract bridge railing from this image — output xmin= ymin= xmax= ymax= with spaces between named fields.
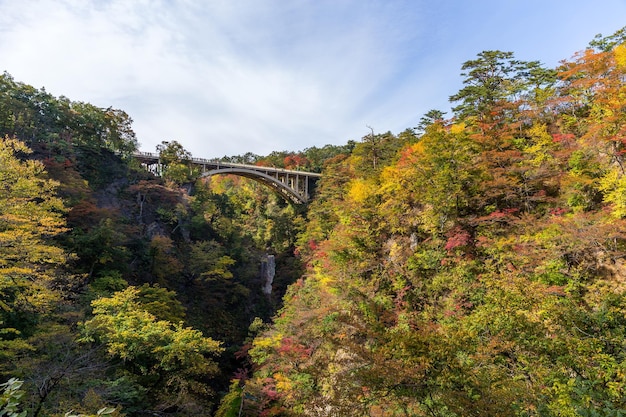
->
xmin=131 ymin=151 xmax=321 ymax=177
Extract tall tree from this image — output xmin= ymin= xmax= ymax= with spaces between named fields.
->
xmin=156 ymin=140 xmax=198 ymax=185
xmin=450 ymin=50 xmax=554 ymax=124
xmin=415 ymin=109 xmax=446 ymax=133
xmin=558 ymin=29 xmax=626 ymax=217
xmin=0 ymin=137 xmax=69 ymax=356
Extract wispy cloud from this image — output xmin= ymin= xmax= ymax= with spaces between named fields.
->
xmin=1 ymin=0 xmax=625 ymax=157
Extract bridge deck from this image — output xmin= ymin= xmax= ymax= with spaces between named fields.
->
xmin=132 ymin=151 xmax=321 ymax=177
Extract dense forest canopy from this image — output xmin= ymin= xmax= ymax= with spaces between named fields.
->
xmin=1 ymin=26 xmax=626 ymax=417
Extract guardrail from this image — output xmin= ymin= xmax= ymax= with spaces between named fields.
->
xmin=131 ymin=151 xmax=322 ymax=177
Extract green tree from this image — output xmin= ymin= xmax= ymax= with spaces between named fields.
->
xmin=148 ymin=235 xmax=183 ymax=284
xmin=81 ymin=287 xmax=223 ymax=414
xmin=0 ymin=73 xmax=137 ymax=156
xmin=156 ymin=140 xmax=198 ymax=185
xmin=69 ymin=218 xmax=130 ymax=280
xmin=589 ymin=26 xmax=626 ymax=52
xmin=300 ymin=142 xmax=355 ymax=172
xmin=350 ymin=130 xmax=409 ymax=177
xmin=0 ymin=378 xmax=27 ymax=417
xmin=415 ymin=109 xmax=446 ymax=133
xmin=450 ymin=50 xmax=556 ymax=130
xmin=450 ymin=50 xmax=525 ymax=120
xmin=136 ymin=283 xmax=187 ymax=324
xmin=186 ymin=240 xmax=235 ymax=282
xmin=380 ymin=122 xmax=479 ymax=235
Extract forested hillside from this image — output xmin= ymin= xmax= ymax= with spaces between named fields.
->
xmin=0 ymin=72 xmax=347 ymax=415
xmin=2 ymin=26 xmax=626 ymax=417
xmin=216 ymin=28 xmax=626 ymax=416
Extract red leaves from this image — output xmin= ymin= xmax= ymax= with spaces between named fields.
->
xmin=283 ymin=154 xmax=310 ymax=170
xmin=67 ymin=199 xmax=117 ymax=230
xmin=276 ymin=337 xmax=313 ymax=362
xmin=551 ymin=133 xmax=575 ymax=143
xmin=444 ymin=226 xmax=472 ymax=253
xmin=548 ymin=207 xmax=568 ymax=216
xmin=487 ymin=208 xmax=519 ymax=220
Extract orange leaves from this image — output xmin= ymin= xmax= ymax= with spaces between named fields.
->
xmin=238 ymin=29 xmax=626 ymax=416
xmin=558 ymin=42 xmax=626 ymax=170
xmin=395 ymin=141 xmax=425 ymax=167
xmin=282 ymin=153 xmax=310 ymax=170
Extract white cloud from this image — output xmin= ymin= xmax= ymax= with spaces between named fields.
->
xmin=1 ymin=0 xmax=625 ymax=158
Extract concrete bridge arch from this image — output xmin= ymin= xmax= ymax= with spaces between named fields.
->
xmin=201 ymin=167 xmax=313 ymax=204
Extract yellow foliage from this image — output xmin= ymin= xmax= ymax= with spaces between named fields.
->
xmin=524 ymin=123 xmax=557 ymax=167
xmin=614 ymin=43 xmax=626 ymax=69
xmin=450 ymin=122 xmax=466 ymax=134
xmin=599 ymin=168 xmax=626 ymax=217
xmin=406 ymin=140 xmax=425 ymax=156
xmin=0 ymin=136 xmax=69 ymax=319
xmin=316 ymin=272 xmax=336 ymax=287
xmin=348 ymin=154 xmax=364 ymax=171
xmin=274 ymin=372 xmax=293 ymax=392
xmin=379 ymin=166 xmax=402 ymax=193
xmin=252 ymin=332 xmax=283 ymax=350
xmin=379 ymin=142 xmax=424 ymax=196
xmin=347 ymin=178 xmax=376 ymax=204
xmin=85 ymin=287 xmax=223 ymax=374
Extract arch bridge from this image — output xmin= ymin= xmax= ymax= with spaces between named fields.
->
xmin=132 ymin=152 xmax=322 ymax=204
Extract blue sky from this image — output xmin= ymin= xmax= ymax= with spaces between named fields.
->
xmin=0 ymin=0 xmax=625 ymax=158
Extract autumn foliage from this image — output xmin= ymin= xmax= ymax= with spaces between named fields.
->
xmin=3 ymin=27 xmax=626 ymax=417
xmin=224 ymin=28 xmax=626 ymax=416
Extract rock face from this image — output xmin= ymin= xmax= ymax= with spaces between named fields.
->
xmin=261 ymin=254 xmax=275 ymax=295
